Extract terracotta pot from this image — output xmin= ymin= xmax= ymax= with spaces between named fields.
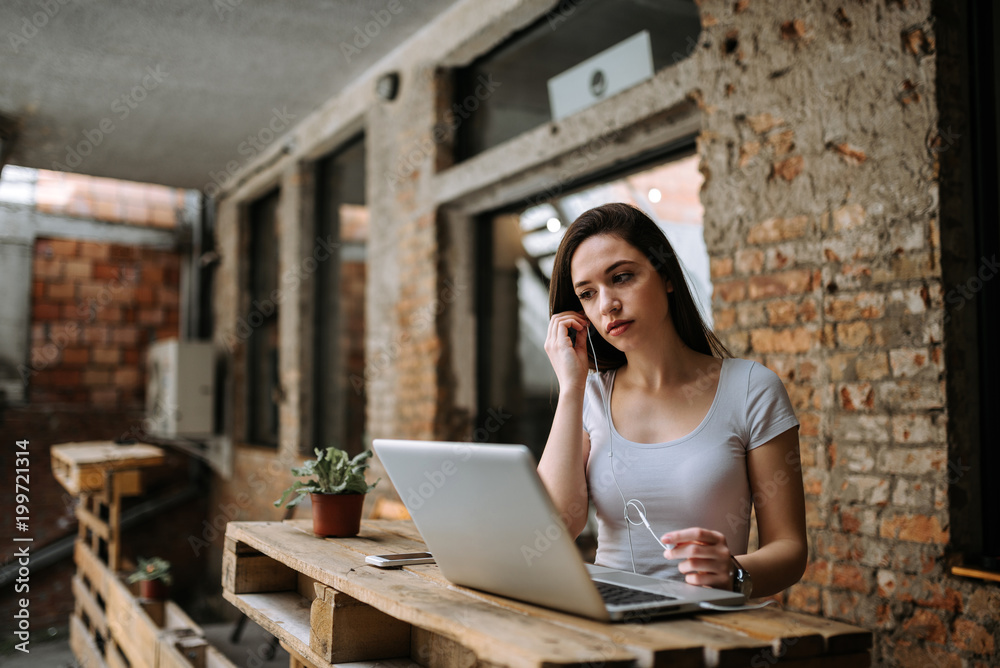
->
xmin=140 ymin=578 xmax=168 ymax=600
xmin=310 ymin=493 xmax=365 ymax=537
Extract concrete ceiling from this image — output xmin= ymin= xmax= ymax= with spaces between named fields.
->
xmin=0 ymin=0 xmax=463 ymax=190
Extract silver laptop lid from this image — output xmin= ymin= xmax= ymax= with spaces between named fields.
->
xmin=373 ymin=439 xmax=610 ymax=620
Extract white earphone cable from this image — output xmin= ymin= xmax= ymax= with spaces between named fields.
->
xmin=586 ymin=328 xmax=672 ymax=575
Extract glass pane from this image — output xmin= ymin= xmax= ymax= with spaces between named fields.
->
xmin=455 ymin=0 xmax=700 ymax=159
xmin=247 ymin=189 xmax=280 ymax=447
xmin=314 ymin=135 xmax=367 ymax=456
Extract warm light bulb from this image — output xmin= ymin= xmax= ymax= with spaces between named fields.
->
xmin=648 ymin=188 xmax=662 ymax=203
xmin=546 ymin=217 xmax=561 ymax=233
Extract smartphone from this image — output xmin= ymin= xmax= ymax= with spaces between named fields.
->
xmin=364 ymin=552 xmax=435 ymax=568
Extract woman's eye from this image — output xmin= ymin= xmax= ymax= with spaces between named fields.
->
xmin=577 ymin=291 xmax=593 ymax=301
xmin=612 ymin=273 xmax=632 ymax=284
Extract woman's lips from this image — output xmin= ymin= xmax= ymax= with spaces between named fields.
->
xmin=608 ymin=321 xmax=632 ymax=337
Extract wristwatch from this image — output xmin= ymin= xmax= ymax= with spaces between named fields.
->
xmin=730 ymin=555 xmax=752 ymax=598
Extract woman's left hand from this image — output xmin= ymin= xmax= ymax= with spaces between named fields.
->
xmin=660 ymin=527 xmax=733 ymax=590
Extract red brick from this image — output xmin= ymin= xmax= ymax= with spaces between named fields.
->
xmin=95 ymin=305 xmax=122 ymax=322
xmin=714 ymin=279 xmax=747 ymax=302
xmin=838 ymin=382 xmax=874 ymax=411
xmin=766 ymin=300 xmax=798 ymax=325
xmin=902 ymin=608 xmax=949 ymax=644
xmin=879 ymin=512 xmax=949 ymax=544
xmin=830 ymin=562 xmax=871 ymax=593
xmin=824 ymin=292 xmax=884 ymax=320
xmin=748 ymin=269 xmax=816 ymax=299
xmin=45 ymin=282 xmax=75 ymax=301
xmin=33 ymin=303 xmax=61 ymax=321
xmin=93 ymin=262 xmax=121 ymax=280
xmin=835 ymin=321 xmax=872 ymax=348
xmin=735 ymin=248 xmax=764 ymax=274
xmin=82 ymin=369 xmax=112 ymax=386
xmin=49 ymin=239 xmax=78 ymax=256
xmin=785 ymin=583 xmax=821 ymax=614
xmin=32 ymin=281 xmax=46 ymax=299
xmin=750 ymin=326 xmax=819 ymax=353
xmin=832 ymin=203 xmax=865 ymax=232
xmin=143 ymin=265 xmax=165 ymax=283
xmin=771 ymin=155 xmax=804 ymax=182
xmin=138 ymin=309 xmax=164 ymax=326
xmin=78 ymin=242 xmax=111 ymax=260
xmin=90 ymin=387 xmax=119 ymax=408
xmin=123 ymin=349 xmax=140 ymax=365
xmin=33 ymin=258 xmax=64 ymax=279
xmin=746 ymin=215 xmax=809 ymax=244
xmin=966 ymin=588 xmax=1000 ymax=621
xmin=64 ymin=259 xmax=92 ymax=280
xmin=92 ymin=347 xmax=121 ymax=365
xmin=801 ymin=560 xmax=830 ymax=585
xmin=714 ymin=308 xmax=736 ymax=331
xmin=61 ymin=347 xmax=89 ymax=366
xmin=114 ymin=367 xmax=141 ymax=388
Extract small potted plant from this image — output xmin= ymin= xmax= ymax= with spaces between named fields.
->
xmin=274 ymin=447 xmax=378 ymax=537
xmin=128 ymin=556 xmax=172 ymax=600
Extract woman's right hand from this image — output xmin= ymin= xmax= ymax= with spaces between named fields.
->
xmin=544 ymin=311 xmax=591 ymax=393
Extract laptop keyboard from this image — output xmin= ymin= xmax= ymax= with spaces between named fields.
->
xmin=594 ymin=580 xmax=678 ymax=606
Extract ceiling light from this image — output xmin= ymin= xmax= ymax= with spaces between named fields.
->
xmin=648 ymin=188 xmax=661 ymax=203
xmin=546 ymin=217 xmax=561 ymax=233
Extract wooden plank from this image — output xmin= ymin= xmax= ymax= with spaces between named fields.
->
xmin=163 ymin=599 xmax=203 ymax=635
xmin=711 ymin=608 xmax=873 ymax=655
xmin=75 ymin=541 xmax=109 ymax=602
xmin=106 ymin=640 xmax=129 ymax=668
xmin=952 ymin=564 xmax=1000 ymax=583
xmin=52 ymin=441 xmax=166 ymax=467
xmin=76 ymin=504 xmax=111 ymax=540
xmin=159 ymin=635 xmax=208 ymax=668
xmin=52 ymin=442 xmax=165 ymax=494
xmin=116 ymin=469 xmax=142 ymax=497
xmin=411 ymin=626 xmax=480 ymax=667
xmin=224 ymin=591 xmax=314 ymax=664
xmin=70 ymin=612 xmax=109 ymax=668
xmin=226 ymin=521 xmax=638 ymax=668
xmin=107 ymin=575 xmax=158 ymax=668
xmin=205 ymin=645 xmax=240 ymax=668
xmin=310 ymin=583 xmax=410 ymax=663
xmin=72 ymin=575 xmax=108 ymax=636
xmin=222 ymin=547 xmax=298 ymax=595
xmin=694 ymin=609 xmax=826 ymax=660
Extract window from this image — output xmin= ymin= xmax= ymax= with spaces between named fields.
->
xmin=475 ymin=144 xmax=708 ymax=457
xmin=453 ymin=0 xmax=701 ymax=160
xmin=246 ymin=188 xmax=280 ymax=447
xmin=313 ymin=135 xmax=367 ymax=456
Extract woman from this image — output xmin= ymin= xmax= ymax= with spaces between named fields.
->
xmin=537 ymin=202 xmax=807 ymax=599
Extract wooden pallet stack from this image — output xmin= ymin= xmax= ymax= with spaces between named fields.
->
xmin=52 ymin=441 xmax=238 ymax=668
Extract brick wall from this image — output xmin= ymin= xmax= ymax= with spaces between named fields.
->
xmin=696 ymin=0 xmax=997 ymax=664
xmin=27 ymin=238 xmax=180 ymax=409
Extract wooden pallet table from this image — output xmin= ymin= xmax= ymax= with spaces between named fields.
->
xmin=52 ymin=441 xmax=166 ymax=570
xmin=223 ymin=519 xmax=873 ymax=668
xmin=52 ymin=440 xmax=238 ymax=668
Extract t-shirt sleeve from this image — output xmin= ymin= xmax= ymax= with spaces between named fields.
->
xmin=744 ymin=362 xmax=799 ymax=450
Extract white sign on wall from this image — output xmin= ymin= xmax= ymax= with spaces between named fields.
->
xmin=547 ymin=31 xmax=654 ymax=121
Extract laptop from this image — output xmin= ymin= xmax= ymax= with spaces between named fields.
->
xmin=372 ymin=439 xmax=746 ymax=622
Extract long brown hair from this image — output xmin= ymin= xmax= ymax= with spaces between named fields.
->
xmin=548 ymin=202 xmax=730 ymax=370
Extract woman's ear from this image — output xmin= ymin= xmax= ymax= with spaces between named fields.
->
xmin=666 ymin=279 xmax=674 ymax=293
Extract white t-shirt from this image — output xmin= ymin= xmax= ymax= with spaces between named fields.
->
xmin=582 ymin=357 xmax=799 ymax=579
